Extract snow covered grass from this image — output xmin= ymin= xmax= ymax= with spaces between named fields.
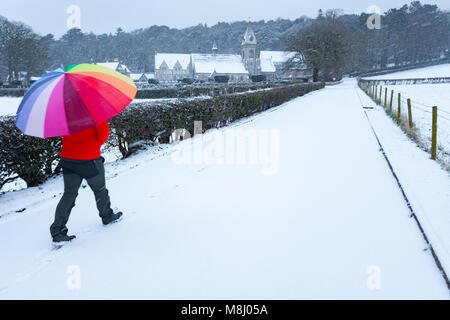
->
xmin=380 ymin=84 xmax=450 ymax=169
xmin=0 ymin=79 xmax=448 ymax=299
xmin=0 ymin=97 xmax=21 ymax=116
xmin=362 ymin=64 xmax=450 ymax=170
xmin=365 ymin=63 xmax=450 ymax=80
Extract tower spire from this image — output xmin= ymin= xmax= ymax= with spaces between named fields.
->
xmin=242 ymin=23 xmax=257 ymax=46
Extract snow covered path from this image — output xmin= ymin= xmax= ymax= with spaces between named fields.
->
xmin=0 ymin=80 xmax=449 ymax=299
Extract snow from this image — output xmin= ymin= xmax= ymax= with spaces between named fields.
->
xmin=155 ymin=53 xmax=191 ymax=70
xmin=0 ymin=79 xmax=449 ymax=299
xmin=375 ymin=83 xmax=450 ymax=164
xmin=260 ymin=58 xmax=276 ymax=73
xmin=356 ymin=82 xmax=450 ymax=279
xmin=129 ymin=73 xmax=146 ymax=81
xmin=363 ymin=64 xmax=450 ymax=166
xmin=365 ymin=63 xmax=450 ymax=80
xmin=96 ymin=62 xmax=131 ymax=73
xmin=96 ymin=62 xmax=120 ymax=70
xmin=192 ymin=54 xmax=248 ymax=75
xmin=260 ymin=51 xmax=296 ymax=63
xmin=0 ymin=97 xmax=21 ymax=116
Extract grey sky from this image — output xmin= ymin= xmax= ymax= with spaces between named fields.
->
xmin=1 ymin=0 xmax=449 ymax=37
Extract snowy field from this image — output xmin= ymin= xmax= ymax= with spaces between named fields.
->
xmin=365 ymin=63 xmax=450 ymax=80
xmin=380 ymin=83 xmax=450 ymax=164
xmin=364 ymin=65 xmax=450 ymax=166
xmin=0 ymin=79 xmax=449 ymax=299
xmin=0 ymin=97 xmax=22 ymax=116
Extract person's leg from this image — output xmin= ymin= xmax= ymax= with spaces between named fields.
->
xmin=86 ymin=158 xmax=113 ymax=219
xmin=50 ymin=171 xmax=83 ymax=237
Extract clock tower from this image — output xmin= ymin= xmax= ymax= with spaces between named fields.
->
xmin=242 ymin=25 xmax=261 ymax=76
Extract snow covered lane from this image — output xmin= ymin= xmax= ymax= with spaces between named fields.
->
xmin=0 ymin=80 xmax=448 ymax=299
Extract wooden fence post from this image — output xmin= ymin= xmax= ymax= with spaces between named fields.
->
xmin=389 ymin=90 xmax=394 ymax=111
xmin=379 ymin=86 xmax=382 ymax=102
xmin=407 ymin=98 xmax=412 ymax=128
xmin=397 ymin=93 xmax=401 ymax=121
xmin=384 ymin=87 xmax=387 ymax=107
xmin=431 ymin=106 xmax=437 ymax=160
xmin=375 ymin=86 xmax=378 ymax=101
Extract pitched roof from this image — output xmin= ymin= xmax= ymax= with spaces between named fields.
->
xmin=192 ymin=54 xmax=248 ymax=75
xmin=155 ymin=53 xmax=191 ymax=69
xmin=96 ymin=62 xmax=131 ymax=73
xmin=260 ymin=59 xmax=276 ymax=73
xmin=260 ymin=51 xmax=297 ymax=64
xmin=130 ymin=73 xmax=147 ymax=81
xmin=96 ymin=62 xmax=120 ymax=70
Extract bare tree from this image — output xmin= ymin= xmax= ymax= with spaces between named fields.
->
xmin=286 ymin=10 xmax=351 ymax=82
xmin=0 ymin=19 xmax=48 ymax=83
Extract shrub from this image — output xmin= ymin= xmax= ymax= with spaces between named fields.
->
xmin=0 ymin=116 xmax=62 ymax=189
xmin=0 ymin=88 xmax=27 ymax=97
xmin=109 ymin=82 xmax=324 ymax=157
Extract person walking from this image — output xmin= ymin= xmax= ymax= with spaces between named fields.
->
xmin=50 ymin=121 xmax=122 ymax=243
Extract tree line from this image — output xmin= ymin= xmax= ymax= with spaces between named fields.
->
xmin=287 ymin=2 xmax=449 ymax=81
xmin=0 ymin=1 xmax=449 ymax=83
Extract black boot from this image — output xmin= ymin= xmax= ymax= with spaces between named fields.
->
xmin=53 ymin=233 xmax=76 ymax=243
xmin=102 ymin=211 xmax=123 ymax=225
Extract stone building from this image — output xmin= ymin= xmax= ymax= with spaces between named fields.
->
xmin=96 ymin=61 xmax=131 ymax=77
xmin=154 ymin=53 xmax=191 ymax=82
xmin=154 ymin=25 xmax=306 ymax=83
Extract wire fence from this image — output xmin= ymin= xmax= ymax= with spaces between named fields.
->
xmin=358 ymin=79 xmax=450 ymax=170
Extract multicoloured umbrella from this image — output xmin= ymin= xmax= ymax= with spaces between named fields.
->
xmin=16 ymin=64 xmax=137 ymax=138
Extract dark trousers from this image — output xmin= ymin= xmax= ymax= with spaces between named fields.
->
xmin=50 ymin=157 xmax=113 ymax=237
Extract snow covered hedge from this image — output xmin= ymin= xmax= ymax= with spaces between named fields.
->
xmin=0 ymin=88 xmax=27 ymax=97
xmin=110 ymin=82 xmax=325 ymax=157
xmin=136 ymin=82 xmax=289 ymax=99
xmin=0 ymin=116 xmax=61 ymax=189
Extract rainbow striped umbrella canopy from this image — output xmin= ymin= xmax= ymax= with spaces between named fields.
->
xmin=16 ymin=64 xmax=137 ymax=138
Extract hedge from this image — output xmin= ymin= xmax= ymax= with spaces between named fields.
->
xmin=0 ymin=116 xmax=62 ymax=189
xmin=1 ymin=82 xmax=291 ymax=99
xmin=0 ymin=88 xmax=28 ymax=97
xmin=0 ymin=82 xmax=324 ymax=191
xmin=110 ymin=82 xmax=324 ymax=157
xmin=135 ymin=83 xmax=279 ymax=99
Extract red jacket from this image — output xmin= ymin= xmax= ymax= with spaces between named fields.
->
xmin=60 ymin=122 xmax=110 ymax=160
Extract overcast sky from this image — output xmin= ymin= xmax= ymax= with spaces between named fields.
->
xmin=1 ymin=0 xmax=449 ymax=37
